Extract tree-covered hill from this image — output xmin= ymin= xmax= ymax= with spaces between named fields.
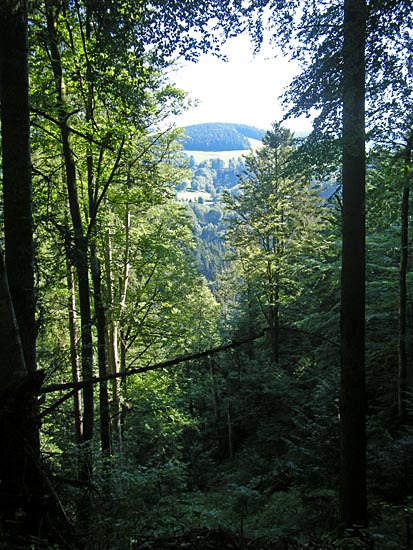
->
xmin=182 ymin=123 xmax=266 ymax=151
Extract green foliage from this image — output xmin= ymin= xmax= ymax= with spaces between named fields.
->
xmin=12 ymin=2 xmax=413 ymax=548
xmin=222 ymin=123 xmax=327 ymax=354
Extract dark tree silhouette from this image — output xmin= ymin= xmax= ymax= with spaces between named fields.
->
xmin=339 ymin=0 xmax=368 ymax=531
xmin=0 ymin=0 xmax=45 ymax=537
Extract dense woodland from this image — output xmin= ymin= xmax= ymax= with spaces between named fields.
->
xmin=0 ymin=0 xmax=413 ymax=549
xmin=181 ymin=124 xmax=265 ymax=152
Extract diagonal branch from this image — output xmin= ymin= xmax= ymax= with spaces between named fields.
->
xmin=38 ymin=324 xmax=338 ymax=419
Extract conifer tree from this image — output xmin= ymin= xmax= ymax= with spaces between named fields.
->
xmin=223 ymin=124 xmax=323 ymax=362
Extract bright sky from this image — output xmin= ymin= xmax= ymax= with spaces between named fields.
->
xmin=170 ymin=34 xmax=312 ymax=134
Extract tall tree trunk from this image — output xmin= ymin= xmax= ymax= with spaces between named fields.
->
xmin=83 ymin=2 xmax=111 ymax=456
xmin=398 ymin=186 xmax=409 ymax=421
xmin=105 ymin=198 xmax=132 ymax=448
xmin=45 ymin=4 xmax=95 ymax=447
xmin=45 ymin=12 xmax=94 ymax=531
xmin=0 ymin=0 xmax=36 ymax=374
xmin=0 ymin=1 xmax=44 ymax=534
xmin=91 ymin=245 xmax=111 ymax=455
xmin=67 ymin=261 xmax=83 ymax=445
xmin=104 ymin=226 xmax=123 ymax=449
xmin=399 ymin=135 xmax=413 ymax=421
xmin=339 ymin=0 xmax=368 ymax=531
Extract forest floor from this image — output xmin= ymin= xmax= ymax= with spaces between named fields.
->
xmin=137 ymin=527 xmax=337 ymax=550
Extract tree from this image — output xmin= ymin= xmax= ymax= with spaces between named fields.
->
xmin=366 ymin=143 xmax=413 ymax=422
xmin=0 ymin=0 xmax=44 ymax=536
xmin=339 ymin=0 xmax=368 ymax=530
xmin=223 ymin=124 xmax=324 ymax=363
xmin=366 ymin=7 xmax=413 ymax=422
xmin=257 ymin=0 xmax=411 ymax=531
xmin=0 ymin=0 xmax=36 ymax=374
xmin=33 ymin=0 xmax=191 ymax=458
xmin=254 ymin=0 xmax=370 ymax=531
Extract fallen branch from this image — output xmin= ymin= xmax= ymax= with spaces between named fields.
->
xmin=40 ymin=328 xmax=268 ymax=396
xmin=38 ymin=324 xmax=337 ymax=419
xmin=38 ymin=329 xmax=269 ymax=419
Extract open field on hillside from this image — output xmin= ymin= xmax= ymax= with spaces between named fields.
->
xmin=182 ymin=149 xmax=249 ymax=163
xmin=182 ymin=138 xmax=262 ymax=164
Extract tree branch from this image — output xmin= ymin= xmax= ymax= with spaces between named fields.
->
xmin=30 ymin=107 xmax=113 ymax=150
xmin=40 ymin=328 xmax=268 ymax=397
xmin=38 ymin=324 xmax=338 ymax=419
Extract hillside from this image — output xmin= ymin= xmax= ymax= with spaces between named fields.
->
xmin=181 ymin=122 xmax=265 ymax=152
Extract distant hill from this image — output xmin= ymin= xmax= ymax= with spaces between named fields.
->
xmin=181 ymin=123 xmax=266 ymax=152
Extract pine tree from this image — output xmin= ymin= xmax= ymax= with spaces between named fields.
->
xmin=223 ymin=124 xmax=324 ymax=362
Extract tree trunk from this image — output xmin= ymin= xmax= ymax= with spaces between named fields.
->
xmin=45 ymin=5 xmax=95 ymax=447
xmin=104 ymin=226 xmax=123 ymax=449
xmin=105 ymin=197 xmax=132 ymax=448
xmin=339 ymin=0 xmax=368 ymax=531
xmin=0 ymin=0 xmax=36 ymax=375
xmin=91 ymin=246 xmax=111 ymax=455
xmin=398 ymin=185 xmax=409 ymax=421
xmin=227 ymin=401 xmax=234 ymax=461
xmin=44 ymin=12 xmax=94 ymax=534
xmin=0 ymin=2 xmax=45 ymax=536
xmin=67 ymin=262 xmax=83 ymax=445
xmin=84 ymin=38 xmax=111 ymax=453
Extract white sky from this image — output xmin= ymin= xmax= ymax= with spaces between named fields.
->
xmin=170 ymin=34 xmax=312 ymax=134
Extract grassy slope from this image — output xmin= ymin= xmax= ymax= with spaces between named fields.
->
xmin=182 ymin=138 xmax=262 ymax=164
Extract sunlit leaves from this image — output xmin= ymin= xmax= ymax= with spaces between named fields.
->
xmin=222 ymin=123 xmax=326 ymax=331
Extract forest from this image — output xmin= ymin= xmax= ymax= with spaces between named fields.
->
xmin=0 ymin=1 xmax=412 ymax=549
xmin=181 ymin=124 xmax=265 ymax=152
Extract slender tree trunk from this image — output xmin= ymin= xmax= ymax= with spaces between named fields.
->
xmin=45 ymin=12 xmax=94 ymax=532
xmin=118 ymin=204 xmax=132 ymax=434
xmin=399 ymin=186 xmax=409 ymax=421
xmin=227 ymin=401 xmax=234 ymax=461
xmin=45 ymin=5 xmax=95 ymax=447
xmin=83 ymin=31 xmax=111 ymax=453
xmin=105 ymin=197 xmax=132 ymax=448
xmin=339 ymin=0 xmax=368 ymax=531
xmin=104 ymin=226 xmax=123 ymax=448
xmin=67 ymin=262 xmax=83 ymax=445
xmin=120 ymin=205 xmax=132 ymax=313
xmin=91 ymin=246 xmax=111 ymax=455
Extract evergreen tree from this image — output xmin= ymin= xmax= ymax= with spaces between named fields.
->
xmin=223 ymin=124 xmax=324 ymax=363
